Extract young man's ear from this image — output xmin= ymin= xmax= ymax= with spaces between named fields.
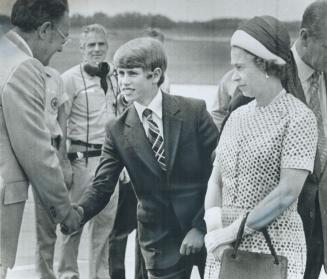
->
xmin=151 ymin=67 xmax=162 ymax=84
xmin=38 ymin=21 xmax=52 ymax=40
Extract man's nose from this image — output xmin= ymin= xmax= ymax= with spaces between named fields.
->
xmin=120 ymin=75 xmax=130 ymax=85
xmin=231 ymin=70 xmax=240 ymax=81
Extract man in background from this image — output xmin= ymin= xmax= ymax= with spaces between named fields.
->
xmin=293 ymin=1 xmax=327 ymax=278
xmin=0 ymin=0 xmax=82 ymax=278
xmin=144 ymin=27 xmax=170 ymax=94
xmin=58 ymin=24 xmax=128 ymax=279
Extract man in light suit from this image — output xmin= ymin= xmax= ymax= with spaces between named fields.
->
xmin=0 ymin=0 xmax=82 ymax=278
xmin=67 ymin=37 xmax=218 ymax=278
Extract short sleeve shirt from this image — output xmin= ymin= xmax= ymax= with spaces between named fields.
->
xmin=61 ymin=64 xmax=119 ymax=144
xmin=44 ymin=66 xmax=69 ymax=138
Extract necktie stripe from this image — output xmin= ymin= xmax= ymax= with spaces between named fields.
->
xmin=308 ymin=72 xmax=326 ymax=175
xmin=143 ymin=108 xmax=167 ymax=171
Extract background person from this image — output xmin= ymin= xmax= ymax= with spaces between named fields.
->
xmin=204 ymin=16 xmax=317 ymax=279
xmin=57 ymin=23 xmax=128 ymax=279
xmin=144 ymin=27 xmax=170 ymax=94
xmin=0 ymin=0 xmax=82 ymax=278
xmin=292 ymin=1 xmax=327 ymax=278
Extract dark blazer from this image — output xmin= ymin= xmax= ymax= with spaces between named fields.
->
xmin=79 ymin=93 xmax=218 ymax=269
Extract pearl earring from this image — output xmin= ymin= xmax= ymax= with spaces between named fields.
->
xmin=265 ymin=72 xmax=269 ymax=79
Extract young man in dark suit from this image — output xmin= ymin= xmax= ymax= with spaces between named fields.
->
xmin=66 ymin=37 xmax=218 ymax=278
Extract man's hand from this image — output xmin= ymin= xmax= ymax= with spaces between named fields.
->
xmin=180 ymin=228 xmax=204 ymax=256
xmin=60 ymin=204 xmax=84 ymax=235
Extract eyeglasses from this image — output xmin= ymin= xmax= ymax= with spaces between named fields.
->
xmin=53 ymin=24 xmax=70 ymax=46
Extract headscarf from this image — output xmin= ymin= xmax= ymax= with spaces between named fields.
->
xmin=230 ymin=16 xmax=305 ymax=103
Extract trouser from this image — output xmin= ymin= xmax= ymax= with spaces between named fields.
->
xmin=32 ymin=189 xmax=57 ymax=279
xmin=57 ymin=156 xmax=119 ymax=279
xmin=0 ymin=266 xmax=7 ymax=279
xmin=302 ymin=194 xmax=324 ymax=279
xmin=0 ymin=180 xmax=26 ymax=278
xmin=108 ymin=183 xmax=148 ymax=279
xmin=147 ymin=248 xmax=206 ymax=279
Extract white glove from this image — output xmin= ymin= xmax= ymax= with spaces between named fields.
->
xmin=211 ymin=244 xmax=232 ymax=261
xmin=205 ymin=214 xmax=244 ymax=253
xmin=204 ymin=207 xmax=223 ymax=232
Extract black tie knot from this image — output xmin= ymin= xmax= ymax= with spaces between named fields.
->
xmin=143 ymin=108 xmax=152 ymax=118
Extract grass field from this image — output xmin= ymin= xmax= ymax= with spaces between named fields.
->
xmin=50 ymin=28 xmax=233 ymax=85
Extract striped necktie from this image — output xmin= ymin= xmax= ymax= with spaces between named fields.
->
xmin=143 ymin=108 xmax=167 ymax=171
xmin=308 ymin=71 xmax=327 ymax=173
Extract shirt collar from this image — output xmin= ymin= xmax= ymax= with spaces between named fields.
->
xmin=292 ymin=42 xmax=315 ymax=82
xmin=134 ymin=89 xmax=163 ymax=121
xmin=7 ymin=30 xmax=33 ymax=57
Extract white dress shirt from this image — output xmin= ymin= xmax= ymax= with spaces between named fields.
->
xmin=134 ymin=90 xmax=164 ymax=138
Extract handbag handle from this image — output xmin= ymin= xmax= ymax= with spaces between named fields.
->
xmin=232 ymin=213 xmax=280 ymax=265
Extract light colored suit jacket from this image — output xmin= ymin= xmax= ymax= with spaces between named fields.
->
xmin=0 ymin=31 xmax=71 ymax=223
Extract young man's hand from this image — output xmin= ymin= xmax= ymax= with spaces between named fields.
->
xmin=179 ymin=228 xmax=204 ymax=256
xmin=60 ymin=205 xmax=84 ymax=235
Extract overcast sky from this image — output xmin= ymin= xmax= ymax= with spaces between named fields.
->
xmin=0 ymin=0 xmax=315 ymax=21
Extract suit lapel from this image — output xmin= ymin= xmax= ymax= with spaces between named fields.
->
xmin=124 ymin=105 xmax=163 ymax=174
xmin=162 ymin=94 xmax=182 ymax=179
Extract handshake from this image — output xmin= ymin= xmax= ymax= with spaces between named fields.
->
xmin=60 ymin=204 xmax=84 ymax=235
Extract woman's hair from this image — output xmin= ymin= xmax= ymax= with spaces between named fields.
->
xmin=113 ymin=37 xmax=167 ymax=87
xmin=253 ymin=56 xmax=287 ymax=81
xmin=239 ymin=47 xmax=287 ymax=81
xmin=79 ymin=24 xmax=108 ymax=48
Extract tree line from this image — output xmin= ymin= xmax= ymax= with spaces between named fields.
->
xmin=0 ymin=12 xmax=300 ymax=32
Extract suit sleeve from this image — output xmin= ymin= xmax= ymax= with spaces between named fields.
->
xmin=78 ymin=122 xmax=124 ymax=222
xmin=193 ymin=101 xmax=219 ymax=232
xmin=2 ymin=59 xmax=72 ymax=223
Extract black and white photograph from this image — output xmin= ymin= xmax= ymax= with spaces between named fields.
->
xmin=0 ymin=0 xmax=327 ymax=278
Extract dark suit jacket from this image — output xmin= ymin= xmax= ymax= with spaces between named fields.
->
xmin=79 ymin=93 xmax=218 ymax=269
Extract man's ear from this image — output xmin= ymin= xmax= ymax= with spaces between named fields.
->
xmin=38 ymin=21 xmax=52 ymax=40
xmin=151 ymin=67 xmax=162 ymax=84
xmin=299 ymin=28 xmax=310 ymax=48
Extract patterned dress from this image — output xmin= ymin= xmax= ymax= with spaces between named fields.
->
xmin=205 ymin=91 xmax=318 ymax=279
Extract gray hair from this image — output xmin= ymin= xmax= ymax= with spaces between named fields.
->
xmin=301 ymin=0 xmax=327 ymax=39
xmin=80 ymin=23 xmax=108 ymax=48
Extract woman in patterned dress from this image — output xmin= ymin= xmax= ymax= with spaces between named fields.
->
xmin=204 ymin=16 xmax=318 ymax=279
